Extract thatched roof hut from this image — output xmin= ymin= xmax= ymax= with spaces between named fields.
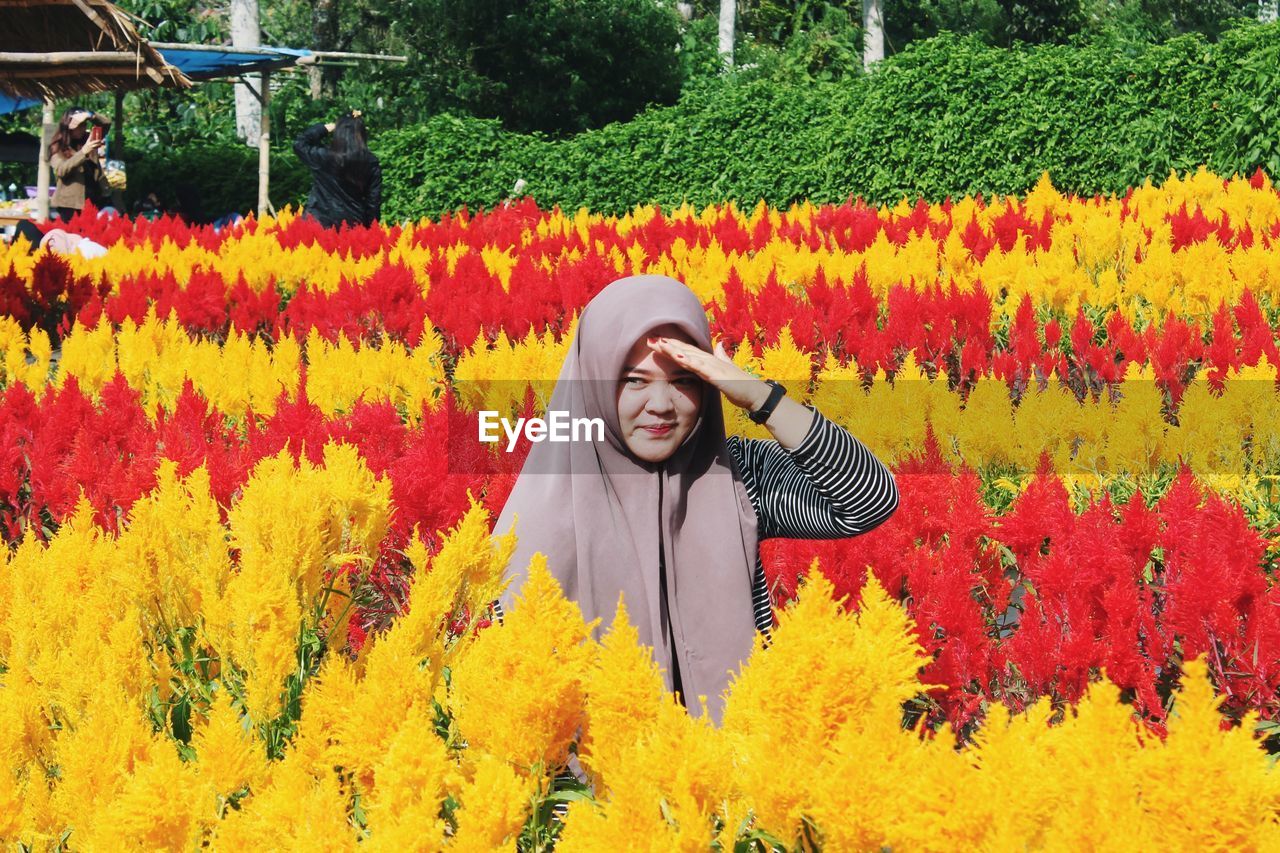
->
xmin=0 ymin=0 xmax=190 ymax=99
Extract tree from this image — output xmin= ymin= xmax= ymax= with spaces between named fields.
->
xmin=231 ymin=0 xmax=262 ymax=144
xmin=998 ymin=0 xmax=1085 ymax=44
xmin=350 ymin=0 xmax=685 ymax=136
xmin=720 ymin=0 xmax=736 ymax=65
xmin=310 ymin=0 xmax=346 ymax=99
xmin=863 ymin=0 xmax=885 ymax=66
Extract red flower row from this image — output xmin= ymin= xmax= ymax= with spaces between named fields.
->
xmin=765 ymin=430 xmax=1280 ymax=734
xmin=57 ymin=176 xmax=1280 ymax=258
xmin=5 ymin=252 xmax=1279 ymax=411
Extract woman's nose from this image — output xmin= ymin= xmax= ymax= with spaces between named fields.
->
xmin=644 ymin=381 xmax=678 ymax=412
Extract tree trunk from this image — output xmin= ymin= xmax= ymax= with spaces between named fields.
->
xmin=231 ymin=0 xmax=261 ymax=145
xmin=863 ymin=0 xmax=884 ymax=69
xmin=1260 ymin=0 xmax=1278 ymax=23
xmin=718 ymin=0 xmax=734 ymax=68
xmin=311 ymin=0 xmax=343 ymax=99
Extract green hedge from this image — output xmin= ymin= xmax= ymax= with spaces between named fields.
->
xmin=123 ymin=144 xmax=311 ymax=220
xmin=373 ymin=80 xmax=849 ymax=220
xmin=372 ymin=23 xmax=1280 ymax=219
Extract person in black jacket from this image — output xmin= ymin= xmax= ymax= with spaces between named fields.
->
xmin=293 ymin=111 xmax=382 ymax=228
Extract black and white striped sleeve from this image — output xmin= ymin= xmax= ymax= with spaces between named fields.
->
xmin=730 ymin=405 xmax=899 ymax=540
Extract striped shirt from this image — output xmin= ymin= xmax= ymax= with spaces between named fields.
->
xmin=727 ymin=404 xmax=901 ymax=634
xmin=493 ymin=406 xmax=899 ymax=633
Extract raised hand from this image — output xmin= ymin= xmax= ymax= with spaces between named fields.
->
xmin=645 ymin=335 xmax=770 ymax=412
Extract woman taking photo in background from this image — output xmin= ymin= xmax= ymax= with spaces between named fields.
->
xmin=494 ymin=274 xmax=900 ymax=725
xmin=48 ymin=107 xmax=120 ymax=222
xmin=293 ymin=111 xmax=383 ymax=228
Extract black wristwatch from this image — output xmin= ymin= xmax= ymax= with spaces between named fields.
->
xmin=748 ymin=379 xmax=787 ymax=425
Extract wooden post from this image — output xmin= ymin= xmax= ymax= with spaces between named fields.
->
xmin=113 ymin=90 xmax=124 ymax=154
xmin=257 ymin=69 xmax=270 ymax=218
xmin=35 ymin=98 xmax=53 ymax=223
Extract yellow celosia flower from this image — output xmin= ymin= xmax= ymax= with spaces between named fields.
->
xmin=316 ymin=502 xmax=514 ymax=793
xmin=92 ymin=736 xmax=213 ymax=850
xmin=449 ymin=753 xmax=537 ymax=851
xmin=192 ymin=688 xmax=267 ymax=798
xmin=117 ymin=461 xmax=229 ymax=632
xmin=20 ymin=326 xmax=51 ymax=397
xmin=564 ymin=598 xmax=732 ymax=851
xmin=2 ymin=498 xmax=151 ymax=721
xmin=577 ymin=597 xmax=667 ymax=791
xmin=212 ymin=746 xmax=358 ymax=850
xmin=227 ymin=442 xmax=390 ymax=617
xmin=451 ymin=325 xmax=566 ymax=416
xmin=448 ymin=552 xmax=598 ymax=774
xmin=722 ymin=564 xmax=934 ymax=841
xmin=287 ymin=651 xmax=361 ymax=774
xmin=220 ymin=557 xmax=301 ymax=723
xmin=363 ymin=703 xmax=453 ymax=847
xmin=1137 ymin=657 xmax=1280 ymax=848
xmin=54 ymin=319 xmax=116 ymax=396
xmin=47 ymin=687 xmax=163 ymax=843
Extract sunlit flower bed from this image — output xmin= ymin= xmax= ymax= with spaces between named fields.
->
xmin=2 ymin=170 xmax=1280 ymax=847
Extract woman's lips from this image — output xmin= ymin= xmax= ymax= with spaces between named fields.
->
xmin=640 ymin=424 xmax=674 ymax=435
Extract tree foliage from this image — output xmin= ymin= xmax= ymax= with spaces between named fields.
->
xmin=305 ymin=0 xmax=686 ymax=136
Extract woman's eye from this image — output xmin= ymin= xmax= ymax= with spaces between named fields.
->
xmin=623 ymin=377 xmax=645 ymax=386
xmin=676 ymin=377 xmax=699 ymax=386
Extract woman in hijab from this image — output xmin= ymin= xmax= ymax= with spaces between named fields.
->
xmin=494 ymin=274 xmax=899 ymax=725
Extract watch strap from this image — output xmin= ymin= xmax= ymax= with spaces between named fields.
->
xmin=748 ymin=379 xmax=787 ymax=424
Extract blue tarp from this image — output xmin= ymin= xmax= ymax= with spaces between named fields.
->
xmin=0 ymin=93 xmax=40 ymax=116
xmin=157 ymin=46 xmax=311 ymax=78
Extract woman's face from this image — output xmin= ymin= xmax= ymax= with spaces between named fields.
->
xmin=616 ymin=323 xmax=704 ymax=462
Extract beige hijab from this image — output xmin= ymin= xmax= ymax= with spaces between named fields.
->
xmin=494 ymin=274 xmax=759 ymax=723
